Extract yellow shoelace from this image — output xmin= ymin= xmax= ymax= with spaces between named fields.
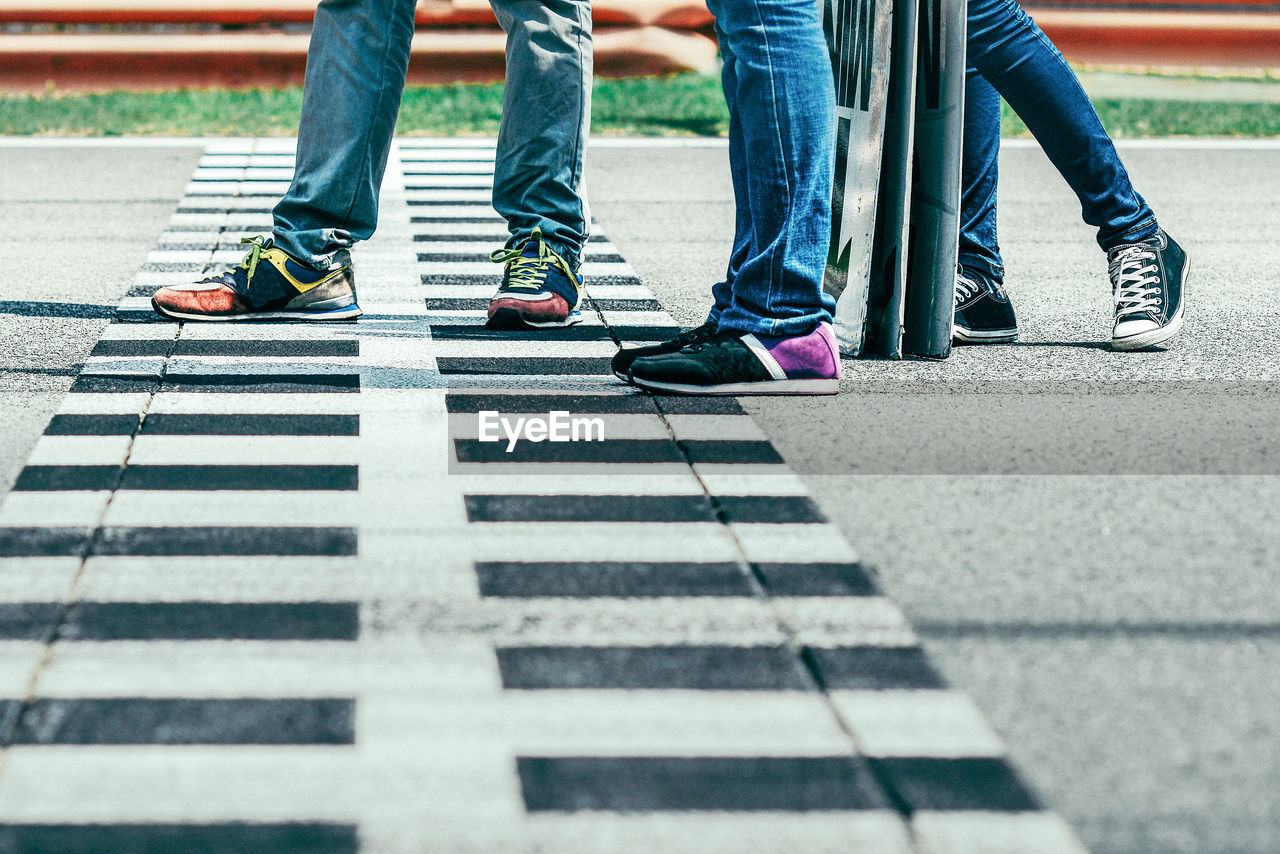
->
xmin=489 ymin=228 xmax=578 ymax=292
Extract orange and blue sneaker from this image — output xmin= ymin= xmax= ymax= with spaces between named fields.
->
xmin=486 ymin=227 xmax=583 ymax=329
xmin=151 ymin=236 xmax=361 ymax=322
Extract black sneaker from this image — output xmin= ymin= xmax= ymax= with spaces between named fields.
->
xmin=628 ymin=324 xmax=840 ymax=396
xmin=1109 ymin=229 xmax=1188 ymax=351
xmin=611 ymin=320 xmax=718 ymax=381
xmin=953 ymin=272 xmax=1018 ymax=344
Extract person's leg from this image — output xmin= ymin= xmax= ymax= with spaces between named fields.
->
xmin=626 ymin=0 xmax=840 ymax=395
xmin=966 ymin=0 xmax=1156 ymax=251
xmin=152 ymin=0 xmax=413 ymax=322
xmin=959 ymin=71 xmax=1003 ymax=285
xmin=707 ymin=15 xmax=751 ymax=329
xmin=706 ymin=0 xmax=837 ymax=338
xmin=483 ymin=0 xmax=592 ymax=330
xmin=954 ymin=69 xmax=1018 ymax=343
xmin=489 ymin=0 xmax=592 ymax=268
xmin=966 ymin=0 xmax=1187 ymax=349
xmin=272 ymin=0 xmax=418 ymax=271
xmin=610 ymin=18 xmax=742 ymax=379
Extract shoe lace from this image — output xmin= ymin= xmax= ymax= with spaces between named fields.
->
xmin=197 ymin=235 xmax=271 ymax=294
xmin=954 ymin=274 xmax=982 ymax=305
xmin=676 ymin=321 xmax=718 ymax=348
xmin=489 ymin=227 xmax=578 ymax=292
xmin=1110 ymin=244 xmax=1161 ymax=318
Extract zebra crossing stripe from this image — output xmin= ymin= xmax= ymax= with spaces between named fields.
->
xmin=15 ymin=465 xmax=358 ymax=492
xmin=0 ymin=824 xmax=359 ymax=854
xmin=475 ymin=561 xmax=754 ymax=598
xmin=517 ymin=756 xmax=891 ymax=812
xmin=6 ymin=698 xmax=354 ymax=745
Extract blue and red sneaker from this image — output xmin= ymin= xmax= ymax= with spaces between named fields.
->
xmin=486 ymin=228 xmax=583 ymax=330
xmin=152 ymin=236 xmax=360 ymax=322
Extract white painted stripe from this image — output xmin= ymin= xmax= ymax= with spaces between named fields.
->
xmin=696 ymin=470 xmax=813 ymax=496
xmin=125 ymin=435 xmax=360 ymax=465
xmin=191 ymin=168 xmax=296 ymax=182
xmin=416 ymin=240 xmax=622 ymax=256
xmin=404 ymin=189 xmax=492 ymax=202
xmin=364 ymin=813 xmax=917 ymax=854
xmin=402 ymin=175 xmax=494 ymax=188
xmin=432 ymin=340 xmax=619 ymax=357
xmin=412 ymin=221 xmax=508 ymax=236
xmin=421 ymin=285 xmax=648 ymax=300
xmin=55 ymin=393 xmax=153 ymax=415
xmin=451 ymin=412 xmax=667 ymax=440
xmin=0 ymin=492 xmax=113 ymax=528
xmin=25 ymin=436 xmax=133 ymax=466
xmin=0 ymin=562 xmax=80 ymax=602
xmin=74 ymin=555 xmax=369 ymax=603
xmin=911 ymin=812 xmax=1091 ymax=854
xmin=446 ymin=473 xmax=705 ymax=495
xmin=405 ymin=164 xmax=496 ymax=177
xmin=372 ymin=598 xmax=790 ymax=646
xmin=142 ymin=394 xmax=363 ymax=415
xmin=831 ymin=691 xmax=1007 ymax=758
xmin=0 ymin=642 xmax=49 ymax=694
xmin=99 ymin=493 xmax=355 ymax=528
xmin=773 ymin=598 xmax=917 ymax=647
xmin=469 ymin=524 xmax=742 ymax=563
xmin=0 ymin=748 xmax=364 ymax=822
xmin=408 ymin=691 xmax=856 ymax=756
xmin=732 ymin=523 xmax=860 ymax=564
xmin=184 ymin=181 xmax=293 ymax=196
xmin=36 ymin=641 xmax=490 ymax=697
xmin=404 ymin=205 xmax=502 ymax=218
xmin=418 ymin=260 xmax=636 ymax=277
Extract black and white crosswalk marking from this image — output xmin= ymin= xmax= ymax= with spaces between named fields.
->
xmin=0 ymin=138 xmax=1089 ymax=853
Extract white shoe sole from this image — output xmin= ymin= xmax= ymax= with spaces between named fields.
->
xmin=953 ymin=325 xmax=1018 ymax=344
xmin=1111 ymin=258 xmax=1189 ymax=351
xmin=152 ymin=303 xmax=362 ymax=322
xmin=629 ymin=377 xmax=839 ymax=396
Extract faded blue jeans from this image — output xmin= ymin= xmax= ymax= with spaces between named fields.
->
xmin=961 ymin=0 xmax=1158 ymax=285
xmin=272 ymin=0 xmax=593 ymax=271
xmin=705 ymin=0 xmax=837 ymax=337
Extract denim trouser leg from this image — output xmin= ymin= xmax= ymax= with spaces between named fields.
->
xmin=705 ymin=0 xmax=837 ymax=337
xmin=964 ymin=0 xmax=1159 ymax=258
xmin=491 ymin=0 xmax=593 ymax=270
xmin=273 ymin=0 xmax=592 ymax=272
xmin=272 ymin=0 xmax=417 ymax=271
xmin=958 ymin=71 xmax=1004 ymax=285
xmin=707 ymin=18 xmax=751 ymax=328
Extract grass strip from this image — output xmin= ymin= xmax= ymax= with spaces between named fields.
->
xmin=1 ymin=74 xmax=1278 ymax=137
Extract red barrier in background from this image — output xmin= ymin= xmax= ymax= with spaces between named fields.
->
xmin=0 ymin=0 xmax=1275 ymax=93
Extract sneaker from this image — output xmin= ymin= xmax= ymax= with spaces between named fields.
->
xmin=628 ymin=323 xmax=840 ymax=396
xmin=151 ymin=236 xmax=361 ymax=322
xmin=611 ymin=320 xmax=718 ymax=381
xmin=486 ymin=227 xmax=583 ymax=329
xmin=953 ymin=272 xmax=1018 ymax=343
xmin=1109 ymin=229 xmax=1188 ymax=351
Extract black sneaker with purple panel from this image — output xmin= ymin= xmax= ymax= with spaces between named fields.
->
xmin=626 ymin=323 xmax=840 ymax=396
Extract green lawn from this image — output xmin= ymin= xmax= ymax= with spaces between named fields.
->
xmin=2 ymin=73 xmax=1278 ymax=137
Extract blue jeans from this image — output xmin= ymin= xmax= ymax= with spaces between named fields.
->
xmin=705 ymin=0 xmax=837 ymax=337
xmin=272 ymin=0 xmax=592 ymax=271
xmin=961 ymin=0 xmax=1158 ymax=285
